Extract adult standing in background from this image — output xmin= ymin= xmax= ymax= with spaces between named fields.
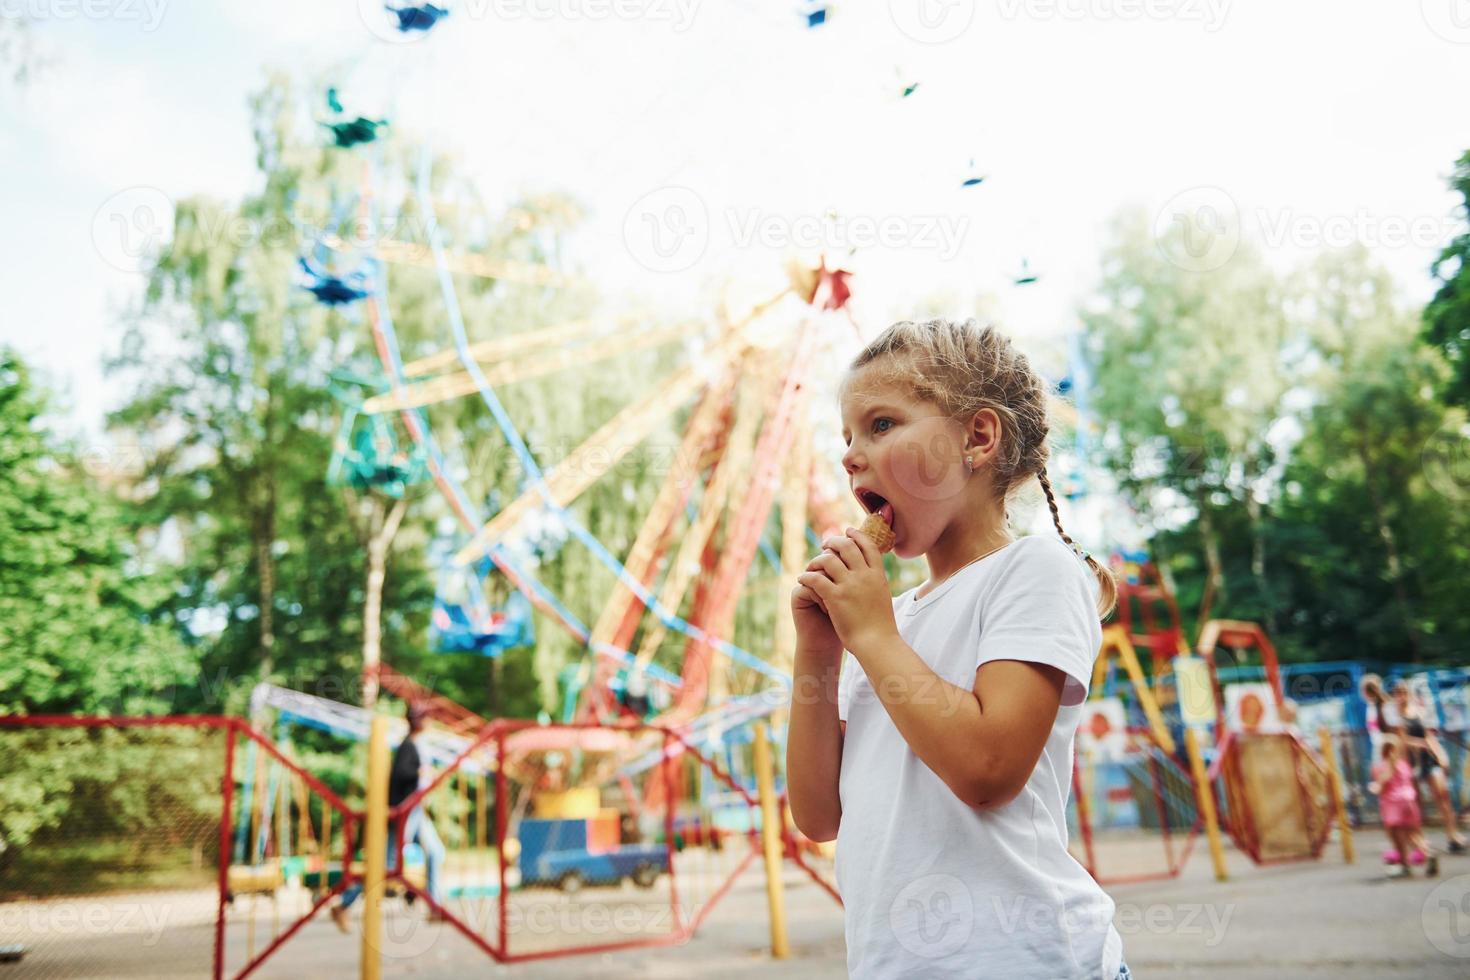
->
xmin=332 ymin=701 xmax=448 ymax=931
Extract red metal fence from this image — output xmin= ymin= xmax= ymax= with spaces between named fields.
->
xmin=1 ymin=714 xmax=812 ymax=976
xmin=374 ymin=719 xmax=764 ymax=964
xmin=0 ymin=716 xmax=356 ymax=980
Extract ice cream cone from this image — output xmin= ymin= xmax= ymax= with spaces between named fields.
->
xmin=859 ymin=512 xmax=896 ymax=553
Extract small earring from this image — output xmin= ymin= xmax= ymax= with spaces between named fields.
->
xmin=965 ymin=455 xmax=974 ymax=473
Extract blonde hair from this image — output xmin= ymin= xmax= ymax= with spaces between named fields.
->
xmin=848 ymin=316 xmax=1117 ymax=618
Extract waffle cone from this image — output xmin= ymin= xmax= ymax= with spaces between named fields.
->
xmin=859 ymin=512 xmax=896 ymax=553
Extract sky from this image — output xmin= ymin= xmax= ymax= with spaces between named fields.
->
xmin=4 ymin=0 xmax=1470 ymax=467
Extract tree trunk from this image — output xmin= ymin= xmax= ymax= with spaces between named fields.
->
xmin=1356 ymin=439 xmax=1422 ymax=661
xmin=488 ymin=656 xmax=502 ymax=718
xmin=255 ymin=387 xmax=278 ymax=681
xmin=1244 ymin=491 xmax=1278 ymax=637
xmin=255 ymin=489 xmax=277 ymax=681
xmin=1195 ymin=488 xmax=1224 ymax=627
xmin=361 ymin=495 xmax=409 ymax=708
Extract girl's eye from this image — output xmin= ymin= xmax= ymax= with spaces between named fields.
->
xmin=873 ymin=418 xmax=894 ymax=434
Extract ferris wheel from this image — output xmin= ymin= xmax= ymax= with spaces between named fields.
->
xmin=305 ymin=2 xmax=1008 ymax=743
xmin=308 ymin=97 xmax=864 ymax=739
xmin=360 ymin=177 xmax=862 ymax=731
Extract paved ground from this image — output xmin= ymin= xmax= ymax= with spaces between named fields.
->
xmin=1104 ymin=837 xmax=1470 ymax=979
xmin=7 ymin=833 xmax=1470 ymax=977
xmin=268 ymin=834 xmax=1470 ymax=979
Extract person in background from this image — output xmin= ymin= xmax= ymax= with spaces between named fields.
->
xmin=1389 ymin=680 xmax=1466 ymax=854
xmin=1360 ymin=674 xmax=1389 ymax=753
xmin=332 ymin=701 xmax=448 ymax=932
xmin=1370 ymin=736 xmax=1435 ymax=878
xmin=620 ymin=666 xmax=651 ymax=719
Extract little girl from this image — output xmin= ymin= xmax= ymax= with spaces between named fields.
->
xmin=1370 ymin=737 xmax=1427 ymax=879
xmin=787 ymin=318 xmax=1127 ymax=978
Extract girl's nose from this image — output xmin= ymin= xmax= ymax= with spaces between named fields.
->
xmin=842 ymin=445 xmax=863 ymax=474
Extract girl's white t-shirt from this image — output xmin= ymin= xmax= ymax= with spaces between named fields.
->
xmin=836 ymin=535 xmax=1124 ymax=979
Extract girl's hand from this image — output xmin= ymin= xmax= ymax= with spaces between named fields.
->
xmin=795 ymin=526 xmax=898 ymax=655
xmin=790 ymin=580 xmax=843 ymax=658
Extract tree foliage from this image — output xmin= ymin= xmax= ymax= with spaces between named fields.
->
xmin=1424 ymin=150 xmax=1470 ymax=410
xmin=0 ymin=350 xmax=195 ymax=716
xmin=1085 ymin=210 xmax=1470 ymax=665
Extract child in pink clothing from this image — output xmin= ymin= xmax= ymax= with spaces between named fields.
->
xmin=1371 ymin=738 xmax=1427 ymax=878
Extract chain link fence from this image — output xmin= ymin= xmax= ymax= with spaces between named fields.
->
xmin=0 ymin=719 xmax=227 ymax=979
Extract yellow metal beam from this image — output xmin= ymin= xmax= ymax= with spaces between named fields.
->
xmin=452 ymin=321 xmax=763 ymax=565
xmin=402 ymin=315 xmax=649 ymax=379
xmin=363 ymin=236 xmax=574 ymax=287
xmin=585 ymin=377 xmax=736 ymax=655
xmin=753 ymin=721 xmax=790 ymax=959
xmin=363 ymin=321 xmax=691 ymax=414
xmin=1098 ymin=625 xmax=1176 ymax=754
xmin=1184 ymin=726 xmax=1228 ymax=882
xmin=774 ymin=402 xmax=811 ymax=676
xmin=360 ymin=716 xmax=389 ymax=979
xmin=634 ymin=363 xmax=766 ymax=673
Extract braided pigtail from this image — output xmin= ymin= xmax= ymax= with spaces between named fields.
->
xmin=1038 ymin=468 xmax=1117 ymax=619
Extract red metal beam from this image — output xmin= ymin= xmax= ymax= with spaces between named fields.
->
xmin=213 ymin=726 xmax=236 ymax=980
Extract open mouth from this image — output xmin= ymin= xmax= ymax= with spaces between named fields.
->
xmin=855 ymin=489 xmax=896 ymax=528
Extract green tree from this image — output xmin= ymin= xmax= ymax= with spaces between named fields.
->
xmin=104 ymin=71 xmax=671 ymax=722
xmin=1284 ymin=246 xmax=1448 ymax=659
xmin=1117 ymin=246 xmax=1470 ymax=666
xmin=1082 ymin=208 xmax=1293 ymax=627
xmin=1424 ymin=149 xmax=1470 ymax=410
xmin=106 ymin=74 xmax=437 ymax=711
xmin=0 ymin=349 xmax=195 ymax=716
xmin=0 ymin=351 xmax=215 ymax=878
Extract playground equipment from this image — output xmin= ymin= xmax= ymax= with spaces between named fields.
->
xmin=1192 ymin=619 xmax=1336 ymax=865
xmin=1069 ymin=724 xmax=1202 ymax=885
xmin=1091 ymin=625 xmax=1177 ymax=753
xmin=1072 ymin=624 xmax=1202 ymax=884
xmin=1076 ymin=555 xmax=1353 ymax=879
xmin=1110 ymin=550 xmax=1191 ymax=678
xmin=1197 ymin=620 xmax=1285 ymax=734
xmin=1216 ymin=730 xmax=1332 ymax=864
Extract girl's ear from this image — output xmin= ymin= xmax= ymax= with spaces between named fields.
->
xmin=966 ymin=407 xmax=1003 ymax=462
